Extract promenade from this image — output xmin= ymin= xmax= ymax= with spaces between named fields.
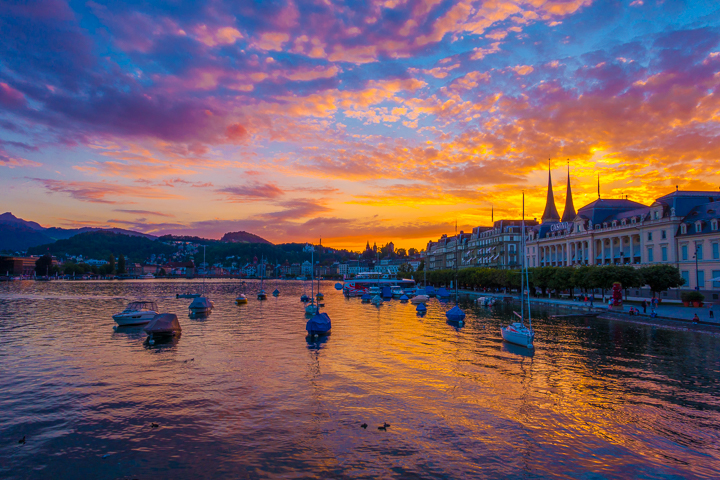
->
xmin=456 ymin=289 xmax=720 ymax=327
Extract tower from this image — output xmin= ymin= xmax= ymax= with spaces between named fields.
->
xmin=560 ymin=160 xmax=576 ymax=222
xmin=541 ymin=160 xmax=560 ymax=223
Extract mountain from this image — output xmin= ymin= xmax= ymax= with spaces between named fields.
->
xmin=27 ymin=231 xmax=173 ymax=261
xmin=0 ymin=212 xmax=157 ymax=253
xmin=221 ymin=230 xmax=272 ymax=244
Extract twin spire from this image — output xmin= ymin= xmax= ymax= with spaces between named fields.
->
xmin=541 ymin=159 xmax=575 ymax=224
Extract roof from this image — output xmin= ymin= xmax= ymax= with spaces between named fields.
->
xmin=576 ymin=198 xmax=647 ymax=225
xmin=677 ymin=201 xmax=720 ymax=236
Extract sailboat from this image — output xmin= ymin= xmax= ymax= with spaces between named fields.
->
xmin=189 ymin=245 xmax=214 ymax=315
xmin=446 ymin=222 xmax=466 ymax=323
xmin=305 ymin=246 xmax=331 ymax=337
xmin=304 ymin=244 xmax=318 ymax=315
xmin=501 ymin=192 xmax=534 ymax=349
xmin=257 ymin=256 xmax=267 ymax=300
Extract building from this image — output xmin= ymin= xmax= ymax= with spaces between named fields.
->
xmin=464 ymin=221 xmax=538 ymax=269
xmin=301 ymin=261 xmax=313 ymax=276
xmin=290 ymin=263 xmax=301 ymax=276
xmin=0 ymin=256 xmax=40 ymax=276
xmin=338 ymin=262 xmax=349 ymax=277
xmin=526 ymin=165 xmax=720 ymax=297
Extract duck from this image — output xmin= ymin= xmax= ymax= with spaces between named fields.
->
xmin=360 ymin=423 xmax=368 ymax=429
xmin=18 ymin=436 xmax=25 ymax=445
xmin=377 ymin=426 xmax=386 ymax=431
xmin=150 ymin=423 xmax=159 ymax=428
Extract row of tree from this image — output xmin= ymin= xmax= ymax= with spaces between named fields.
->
xmin=412 ymin=265 xmax=686 ymax=296
xmin=35 ymin=253 xmax=128 ymax=276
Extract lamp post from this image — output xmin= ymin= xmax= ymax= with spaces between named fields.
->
xmin=693 ymin=244 xmax=700 ymax=291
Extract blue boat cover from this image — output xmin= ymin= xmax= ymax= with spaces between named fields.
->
xmin=437 ymin=287 xmax=450 ymax=297
xmin=334 ymin=282 xmax=343 ymax=290
xmin=382 ymin=287 xmax=392 ymax=298
xmin=425 ymin=286 xmax=436 ymax=295
xmin=446 ymin=305 xmax=466 ymax=321
xmin=272 ymin=289 xmax=280 ymax=295
xmin=400 ymin=295 xmax=409 ymax=300
xmin=361 ymin=293 xmax=372 ymax=300
xmin=306 ymin=312 xmax=331 ymax=334
xmin=416 ymin=303 xmax=427 ymax=311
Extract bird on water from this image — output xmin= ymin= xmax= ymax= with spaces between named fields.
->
xmin=18 ymin=436 xmax=25 ymax=445
xmin=360 ymin=423 xmax=368 ymax=429
xmin=150 ymin=423 xmax=159 ymax=428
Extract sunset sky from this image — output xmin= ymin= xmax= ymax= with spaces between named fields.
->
xmin=1 ymin=0 xmax=719 ymax=250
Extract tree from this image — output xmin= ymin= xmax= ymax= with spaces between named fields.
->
xmin=397 ymin=263 xmax=413 ymax=278
xmin=408 ymin=248 xmax=418 ymax=256
xmin=639 ymin=264 xmax=685 ymax=296
xmin=117 ymin=254 xmax=126 ymax=275
xmin=417 ymin=260 xmax=425 ymax=271
xmin=35 ymin=254 xmax=53 ymax=277
xmin=108 ymin=253 xmax=116 ymax=274
xmin=396 ymin=248 xmax=407 ymax=257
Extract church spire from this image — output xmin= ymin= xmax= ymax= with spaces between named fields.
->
xmin=561 ymin=159 xmax=576 ymax=222
xmin=541 ymin=159 xmax=560 ymax=223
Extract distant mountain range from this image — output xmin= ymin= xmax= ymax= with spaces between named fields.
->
xmin=0 ymin=212 xmax=157 ymax=252
xmin=0 ymin=212 xmax=272 ymax=253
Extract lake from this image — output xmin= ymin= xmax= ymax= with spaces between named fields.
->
xmin=1 ymin=279 xmax=719 ymax=479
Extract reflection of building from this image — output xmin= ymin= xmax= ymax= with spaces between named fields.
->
xmin=526 ymin=165 xmax=720 ymax=295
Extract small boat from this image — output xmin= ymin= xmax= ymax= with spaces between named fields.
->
xmin=425 ymin=286 xmax=437 ymax=297
xmin=477 ymin=297 xmax=496 ymax=306
xmin=391 ymin=286 xmax=404 ymax=298
xmin=399 ymin=294 xmax=409 ymax=303
xmin=144 ymin=313 xmax=181 ymax=344
xmin=306 ymin=312 xmax=331 ymax=337
xmin=316 ymin=292 xmax=324 ymax=300
xmin=334 ymin=282 xmax=343 ymax=290
xmin=113 ymin=301 xmax=158 ymax=326
xmin=257 ymin=289 xmax=267 ymax=300
xmin=272 ymin=289 xmax=280 ymax=297
xmin=436 ymin=287 xmax=450 ymax=298
xmin=140 ymin=273 xmax=155 ymax=279
xmin=416 ymin=303 xmax=427 ymax=313
xmin=501 ymin=320 xmax=534 ymax=349
xmin=411 ymin=295 xmax=429 ymax=304
xmin=305 ymin=302 xmax=318 ymax=315
xmin=369 ymin=286 xmax=381 ymax=296
xmin=189 ymin=296 xmax=213 ymax=315
xmin=236 ymin=294 xmax=248 ymax=305
xmin=361 ymin=293 xmax=372 ymax=303
xmin=371 ymin=295 xmax=383 ymax=305
xmin=404 ymin=287 xmax=417 ymax=296
xmin=300 ymin=294 xmax=309 ymax=302
xmin=381 ymin=286 xmax=392 ymax=299
xmin=446 ymin=305 xmax=466 ymax=322
xmin=176 ymin=293 xmax=201 ymax=299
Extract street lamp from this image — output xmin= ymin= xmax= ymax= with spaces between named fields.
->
xmin=693 ymin=244 xmax=700 ymax=291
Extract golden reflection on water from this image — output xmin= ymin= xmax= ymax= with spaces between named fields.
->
xmin=0 ymin=279 xmax=719 ymax=478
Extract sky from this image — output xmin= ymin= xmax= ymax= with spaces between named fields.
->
xmin=1 ymin=0 xmax=719 ymax=251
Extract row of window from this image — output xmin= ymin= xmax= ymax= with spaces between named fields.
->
xmin=681 ymin=270 xmax=720 ymax=288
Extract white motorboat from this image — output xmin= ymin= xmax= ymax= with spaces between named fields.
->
xmin=189 ymin=296 xmax=213 ymax=315
xmin=369 ymin=286 xmax=381 ymax=296
xmin=113 ymin=301 xmax=158 ymax=326
xmin=390 ymin=286 xmax=403 ymax=298
xmin=140 ymin=273 xmax=154 ymax=279
xmin=410 ymin=294 xmax=429 ymax=304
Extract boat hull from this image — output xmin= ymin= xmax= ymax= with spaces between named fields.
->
xmin=113 ymin=311 xmax=157 ymax=326
xmin=410 ymin=295 xmax=429 ymax=304
xmin=501 ymin=327 xmax=534 ymax=349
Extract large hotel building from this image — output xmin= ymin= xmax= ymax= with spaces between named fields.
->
xmin=426 ymin=167 xmax=720 ymax=297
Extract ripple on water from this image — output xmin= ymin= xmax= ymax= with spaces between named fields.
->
xmin=1 ymin=279 xmax=720 ymax=479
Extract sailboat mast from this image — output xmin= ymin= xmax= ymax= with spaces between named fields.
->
xmin=521 ymin=193 xmax=524 ymax=324
xmin=455 ymin=220 xmax=459 ymax=305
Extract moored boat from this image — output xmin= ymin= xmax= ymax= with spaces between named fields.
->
xmin=189 ymin=296 xmax=213 ymax=315
xmin=411 ymin=294 xmax=429 ymax=304
xmin=113 ymin=301 xmax=158 ymax=326
xmin=236 ymin=294 xmax=248 ymax=305
xmin=144 ymin=313 xmax=181 ymax=344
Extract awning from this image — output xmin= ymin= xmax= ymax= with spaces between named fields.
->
xmin=710 ymin=276 xmax=720 ymax=282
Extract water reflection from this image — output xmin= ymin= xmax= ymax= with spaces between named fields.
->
xmin=1 ymin=279 xmax=719 ymax=479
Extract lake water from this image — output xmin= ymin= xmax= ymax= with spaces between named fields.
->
xmin=1 ymin=279 xmax=720 ymax=479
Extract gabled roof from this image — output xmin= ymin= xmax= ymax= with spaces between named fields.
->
xmin=541 ymin=167 xmax=560 ymax=223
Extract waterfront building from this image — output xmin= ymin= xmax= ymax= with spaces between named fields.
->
xmin=338 ymin=262 xmax=349 ymax=277
xmin=290 ymin=263 xmax=301 ymax=276
xmin=0 ymin=256 xmax=39 ymax=276
xmin=301 ymin=261 xmax=313 ymax=276
xmin=526 ymin=165 xmax=720 ymax=297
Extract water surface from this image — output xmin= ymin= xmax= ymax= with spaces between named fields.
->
xmin=1 ymin=280 xmax=719 ymax=479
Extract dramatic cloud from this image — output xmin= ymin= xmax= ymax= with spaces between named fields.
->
xmin=2 ymin=0 xmax=719 ymax=249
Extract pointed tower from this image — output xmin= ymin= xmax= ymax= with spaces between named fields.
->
xmin=541 ymin=160 xmax=560 ymax=223
xmin=561 ymin=161 xmax=576 ymax=222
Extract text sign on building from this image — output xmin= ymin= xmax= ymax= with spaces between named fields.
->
xmin=550 ymin=222 xmax=570 ymax=232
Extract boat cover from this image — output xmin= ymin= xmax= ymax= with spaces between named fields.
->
xmin=361 ymin=293 xmax=372 ymax=300
xmin=446 ymin=305 xmax=466 ymax=321
xmin=189 ymin=297 xmax=213 ymax=309
xmin=306 ymin=312 xmax=331 ymax=334
xmin=425 ymin=286 xmax=436 ymax=295
xmin=382 ymin=287 xmax=392 ymax=298
xmin=272 ymin=289 xmax=280 ymax=295
xmin=400 ymin=295 xmax=409 ymax=300
xmin=144 ymin=313 xmax=181 ymax=334
xmin=416 ymin=303 xmax=427 ymax=311
xmin=437 ymin=287 xmax=450 ymax=297
xmin=334 ymin=283 xmax=343 ymax=290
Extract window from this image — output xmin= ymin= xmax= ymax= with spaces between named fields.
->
xmin=647 ymin=232 xmax=653 ymax=241
xmin=661 ymin=230 xmax=667 ymax=239
xmin=714 ymin=243 xmax=719 ymax=260
xmin=681 ymin=270 xmax=690 ymax=286
xmin=697 ymin=244 xmax=703 ymax=260
xmin=648 ymin=246 xmax=654 ymax=262
xmin=712 ymin=220 xmax=718 ymax=231
xmin=698 ymin=270 xmax=705 ymax=290
xmin=662 ymin=246 xmax=667 ymax=262
xmin=682 ymin=245 xmax=688 ymax=260
xmin=681 ymin=224 xmax=687 ymax=234
xmin=631 ymin=217 xmax=636 ymax=224
xmin=696 ymin=221 xmax=703 ymax=233
xmin=654 ymin=211 xmax=660 ymax=220
xmin=612 ymin=220 xmax=617 ymax=227
xmin=713 ymin=270 xmax=720 ymax=289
